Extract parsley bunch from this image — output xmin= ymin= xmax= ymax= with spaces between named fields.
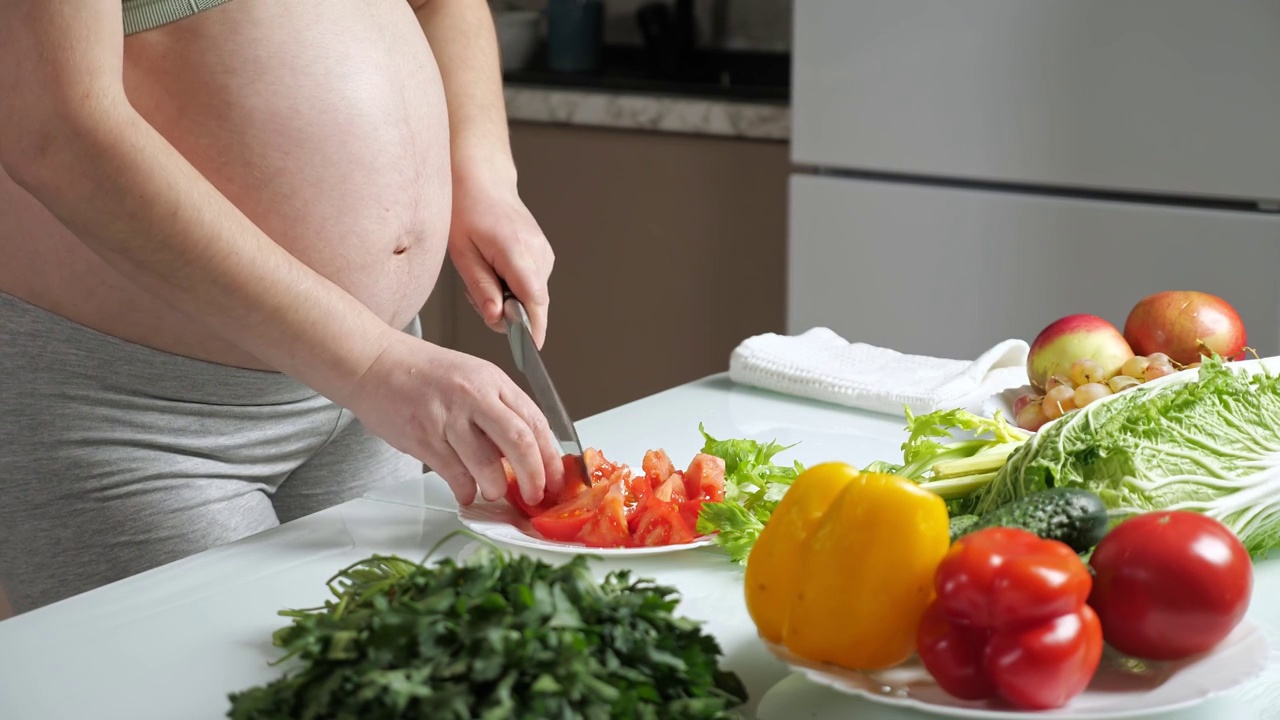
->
xmin=226 ymin=538 xmax=747 ymax=720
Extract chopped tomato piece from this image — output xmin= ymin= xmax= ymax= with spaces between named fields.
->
xmin=530 ymin=480 xmax=612 ymax=542
xmin=653 ymin=472 xmax=687 ymax=503
xmin=677 ymin=498 xmax=704 ymax=534
xmin=642 ymin=449 xmax=676 ymax=485
xmin=583 ymin=448 xmax=620 ymax=484
xmin=683 ymin=453 xmax=727 ymax=502
xmin=576 ymin=484 xmax=630 ymax=548
xmin=503 ymin=455 xmax=588 ymax=518
xmin=631 ymin=497 xmax=696 ymax=547
xmin=622 ymin=472 xmax=653 ymax=529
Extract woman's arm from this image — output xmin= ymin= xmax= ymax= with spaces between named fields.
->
xmin=411 ymin=0 xmax=557 ymax=348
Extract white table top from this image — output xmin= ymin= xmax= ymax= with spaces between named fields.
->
xmin=1 ymin=374 xmax=1276 ymax=720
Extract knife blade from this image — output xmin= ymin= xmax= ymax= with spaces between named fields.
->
xmin=500 ymin=284 xmax=592 ymax=488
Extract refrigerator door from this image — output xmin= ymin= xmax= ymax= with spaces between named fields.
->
xmin=792 ymin=0 xmax=1280 ymax=203
xmin=788 ymin=174 xmax=1280 ymax=359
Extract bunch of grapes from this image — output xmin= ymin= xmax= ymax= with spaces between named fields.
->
xmin=1015 ymin=353 xmax=1195 ymax=431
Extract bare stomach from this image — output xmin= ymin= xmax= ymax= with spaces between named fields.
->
xmin=0 ymin=0 xmax=451 ymax=370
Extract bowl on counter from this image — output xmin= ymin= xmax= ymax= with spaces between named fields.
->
xmin=494 ymin=9 xmax=541 ymax=72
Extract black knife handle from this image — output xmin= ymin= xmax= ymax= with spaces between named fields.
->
xmin=498 ymin=278 xmax=516 ymax=302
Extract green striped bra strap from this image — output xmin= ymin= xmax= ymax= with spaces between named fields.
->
xmin=122 ymin=0 xmax=235 ymax=35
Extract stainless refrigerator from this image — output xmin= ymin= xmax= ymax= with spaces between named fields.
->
xmin=787 ymin=0 xmax=1280 ymax=360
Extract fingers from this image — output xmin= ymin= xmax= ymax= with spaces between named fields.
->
xmin=426 ymin=444 xmax=479 ymax=506
xmin=499 ymin=260 xmax=551 ymax=349
xmin=474 ymin=398 xmax=555 ymax=508
xmin=452 ymin=239 xmax=505 ymax=330
xmin=446 ymin=420 xmax=509 ymax=504
xmin=501 ymin=384 xmax=567 ymax=501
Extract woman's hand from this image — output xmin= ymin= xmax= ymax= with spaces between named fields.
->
xmin=348 ymin=329 xmax=566 ymax=507
xmin=447 ymin=168 xmax=555 ymax=348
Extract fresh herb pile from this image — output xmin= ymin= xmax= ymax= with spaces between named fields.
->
xmin=226 ymin=539 xmax=747 ymax=720
xmin=694 ymin=425 xmax=805 ymax=564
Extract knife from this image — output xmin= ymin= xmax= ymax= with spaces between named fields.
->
xmin=500 ymin=283 xmax=592 ymax=489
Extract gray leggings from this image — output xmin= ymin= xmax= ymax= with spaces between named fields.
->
xmin=0 ymin=292 xmax=423 ymax=617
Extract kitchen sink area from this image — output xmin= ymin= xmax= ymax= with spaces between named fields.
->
xmin=503 ymin=45 xmax=790 ymax=102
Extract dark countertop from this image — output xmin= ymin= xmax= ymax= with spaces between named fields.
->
xmin=503 ymin=46 xmax=791 ymax=104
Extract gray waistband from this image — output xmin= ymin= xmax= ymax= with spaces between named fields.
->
xmin=1 ymin=291 xmax=320 ymax=406
xmin=121 ymin=0 xmax=237 ymax=36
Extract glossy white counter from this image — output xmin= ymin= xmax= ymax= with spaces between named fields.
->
xmin=0 ymin=374 xmax=1276 ymax=719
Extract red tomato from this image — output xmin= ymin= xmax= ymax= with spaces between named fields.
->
xmin=915 ymin=601 xmax=996 ymax=701
xmin=576 ymin=484 xmax=630 ymax=548
xmin=1088 ymin=510 xmax=1253 ymax=661
xmin=529 ymin=480 xmax=611 ymax=542
xmin=985 ymin=606 xmax=1103 ymax=711
xmin=642 ymin=449 xmax=676 ymax=485
xmin=503 ymin=456 xmax=586 ymax=518
xmin=623 ymin=473 xmax=652 ymax=517
xmin=683 ymin=453 xmax=727 ymax=502
xmin=630 ymin=497 xmax=696 ymax=547
xmin=677 ymin=498 xmax=704 ymax=534
xmin=653 ymin=473 xmax=687 ymax=503
xmin=583 ymin=448 xmax=620 ymax=484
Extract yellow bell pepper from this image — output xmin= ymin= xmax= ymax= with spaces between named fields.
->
xmin=744 ymin=463 xmax=950 ymax=671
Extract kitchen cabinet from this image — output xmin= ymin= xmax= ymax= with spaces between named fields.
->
xmin=421 ymin=122 xmax=789 ymax=419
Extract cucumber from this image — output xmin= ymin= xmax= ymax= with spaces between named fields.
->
xmin=957 ymin=487 xmax=1109 ymax=553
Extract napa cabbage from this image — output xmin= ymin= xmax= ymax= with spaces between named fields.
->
xmin=973 ymin=355 xmax=1280 ymax=558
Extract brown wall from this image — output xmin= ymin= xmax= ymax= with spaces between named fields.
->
xmin=424 ymin=122 xmax=789 ymax=420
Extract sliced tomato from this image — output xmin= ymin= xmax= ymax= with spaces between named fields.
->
xmin=583 ymin=448 xmax=620 ymax=484
xmin=683 ymin=453 xmax=727 ymax=502
xmin=529 ymin=480 xmax=611 ymax=542
xmin=631 ymin=497 xmax=697 ymax=547
xmin=504 ymin=455 xmax=588 ymax=518
xmin=642 ymin=449 xmax=676 ymax=485
xmin=653 ymin=472 xmax=687 ymax=503
xmin=622 ymin=472 xmax=653 ymax=525
xmin=677 ymin=498 xmax=704 ymax=535
xmin=576 ymin=483 xmax=630 ymax=548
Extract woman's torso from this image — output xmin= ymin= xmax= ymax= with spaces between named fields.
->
xmin=0 ymin=0 xmax=452 ymax=370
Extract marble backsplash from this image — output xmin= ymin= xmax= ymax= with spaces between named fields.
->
xmin=492 ymin=0 xmax=792 ymax=52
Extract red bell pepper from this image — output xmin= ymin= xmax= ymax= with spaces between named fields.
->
xmin=916 ymin=527 xmax=1103 ymax=710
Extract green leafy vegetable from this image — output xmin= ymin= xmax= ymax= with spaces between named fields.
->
xmin=226 ymin=537 xmax=747 ymax=719
xmin=863 ymin=407 xmax=1030 ymax=514
xmin=694 ymin=424 xmax=804 ymax=564
xmin=975 ymin=355 xmax=1280 ymax=558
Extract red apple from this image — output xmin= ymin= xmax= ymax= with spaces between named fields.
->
xmin=1028 ymin=315 xmax=1135 ymax=393
xmin=1124 ymin=291 xmax=1247 ymax=366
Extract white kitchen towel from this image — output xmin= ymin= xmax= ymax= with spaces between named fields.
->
xmin=728 ymin=328 xmax=1031 ymax=416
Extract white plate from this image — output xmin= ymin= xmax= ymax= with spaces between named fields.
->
xmin=456 ymin=497 xmax=718 ymax=556
xmin=978 ymin=355 xmax=1280 ymax=436
xmin=761 ymin=619 xmax=1270 ymax=719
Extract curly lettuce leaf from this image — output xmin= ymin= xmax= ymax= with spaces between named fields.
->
xmin=695 ymin=424 xmax=804 ymax=564
xmin=975 ymin=355 xmax=1280 ymax=558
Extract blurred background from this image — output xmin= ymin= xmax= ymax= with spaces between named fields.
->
xmin=423 ymin=0 xmax=1280 ymax=420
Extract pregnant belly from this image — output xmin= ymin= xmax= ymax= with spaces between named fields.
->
xmin=0 ymin=0 xmax=452 ymax=369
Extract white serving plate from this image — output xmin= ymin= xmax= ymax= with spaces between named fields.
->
xmin=759 ymin=619 xmax=1270 ymax=719
xmin=456 ymin=495 xmax=718 ymax=557
xmin=979 ymin=356 xmax=1280 ymax=435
